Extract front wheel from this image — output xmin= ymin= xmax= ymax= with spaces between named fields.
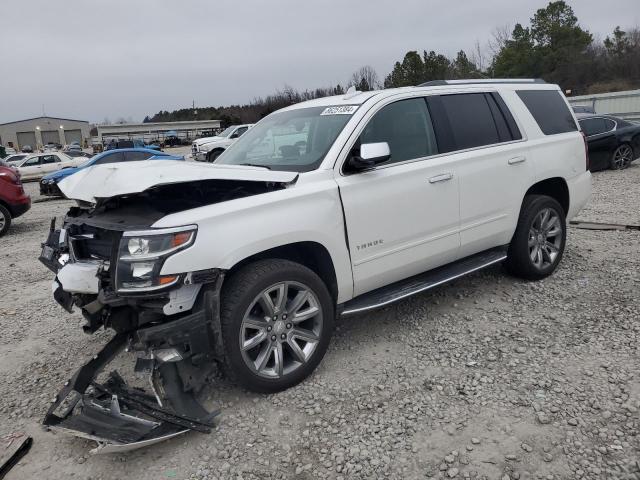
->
xmin=220 ymin=259 xmax=334 ymax=393
xmin=505 ymin=195 xmax=566 ymax=280
xmin=207 ymin=149 xmax=224 ymax=163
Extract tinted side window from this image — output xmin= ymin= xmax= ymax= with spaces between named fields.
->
xmin=94 ymin=152 xmax=125 ymax=165
xmin=124 ymin=151 xmax=153 ymax=161
xmin=517 ymin=90 xmax=577 ymax=135
xmin=579 ymin=118 xmax=611 ymax=136
xmin=603 ymin=118 xmax=616 ymax=131
xmin=42 ymin=155 xmax=58 ymax=164
xmin=359 ymin=98 xmax=438 ymax=165
xmin=439 ymin=93 xmax=500 ymax=149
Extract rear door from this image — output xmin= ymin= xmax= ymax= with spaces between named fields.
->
xmin=41 ymin=154 xmax=61 ymax=174
xmin=430 ymin=92 xmax=534 ymax=257
xmin=336 ymin=96 xmax=461 ymax=296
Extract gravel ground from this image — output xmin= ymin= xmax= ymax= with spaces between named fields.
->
xmin=1 ymin=163 xmax=639 ymax=480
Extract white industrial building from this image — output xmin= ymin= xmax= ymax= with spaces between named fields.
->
xmin=568 ymin=89 xmax=640 ymax=122
xmin=97 ymin=119 xmax=222 ymax=143
xmin=0 ymin=116 xmax=91 ymax=150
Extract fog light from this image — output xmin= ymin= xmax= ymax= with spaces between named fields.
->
xmin=131 ymin=262 xmax=155 ymax=278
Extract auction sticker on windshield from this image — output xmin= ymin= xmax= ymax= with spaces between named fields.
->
xmin=320 ymin=105 xmax=358 ymax=115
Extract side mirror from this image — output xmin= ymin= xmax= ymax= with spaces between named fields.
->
xmin=347 ymin=142 xmax=391 ymax=171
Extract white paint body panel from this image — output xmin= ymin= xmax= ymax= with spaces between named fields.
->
xmin=58 ymin=82 xmax=591 ymax=307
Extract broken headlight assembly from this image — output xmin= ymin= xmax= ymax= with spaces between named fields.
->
xmin=116 ymin=225 xmax=197 ymax=293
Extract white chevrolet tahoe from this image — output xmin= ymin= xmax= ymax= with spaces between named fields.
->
xmin=192 ymin=124 xmax=253 ymax=162
xmin=40 ymin=79 xmax=591 ymax=450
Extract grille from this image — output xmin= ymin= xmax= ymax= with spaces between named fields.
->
xmin=69 ymin=225 xmax=116 ymax=261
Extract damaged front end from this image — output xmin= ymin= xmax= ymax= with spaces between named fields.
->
xmin=39 ymin=215 xmax=226 ymax=453
xmin=38 ymin=165 xmax=297 ymax=452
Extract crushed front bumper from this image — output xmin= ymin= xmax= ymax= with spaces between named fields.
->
xmin=44 ymin=334 xmax=219 ymax=454
xmin=39 ymin=220 xmax=225 ymax=453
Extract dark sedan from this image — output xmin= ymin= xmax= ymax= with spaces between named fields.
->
xmin=577 ymin=114 xmax=640 ymax=171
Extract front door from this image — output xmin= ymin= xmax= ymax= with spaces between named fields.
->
xmin=335 ymin=97 xmax=461 ymax=296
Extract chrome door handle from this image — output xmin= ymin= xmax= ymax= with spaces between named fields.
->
xmin=429 ymin=173 xmax=453 ymax=183
xmin=508 ymin=156 xmax=526 ymax=165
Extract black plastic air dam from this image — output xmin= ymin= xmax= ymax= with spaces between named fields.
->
xmin=43 ymin=333 xmax=219 ymax=454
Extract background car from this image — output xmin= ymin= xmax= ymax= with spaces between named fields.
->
xmin=577 ymin=114 xmax=640 ymax=171
xmin=1 ymin=146 xmax=17 ymax=158
xmin=65 ymin=150 xmax=93 ymax=158
xmin=191 ymin=124 xmax=253 ymax=162
xmin=39 ymin=148 xmax=184 ymax=196
xmin=15 ymin=152 xmax=86 ymax=181
xmin=0 ymin=162 xmax=30 ymax=236
xmin=20 ymin=145 xmax=33 ymax=153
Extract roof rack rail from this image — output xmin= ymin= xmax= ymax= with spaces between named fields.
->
xmin=418 ymin=78 xmax=546 ymax=87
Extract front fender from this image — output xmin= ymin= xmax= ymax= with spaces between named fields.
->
xmin=156 ymin=179 xmax=354 ymax=303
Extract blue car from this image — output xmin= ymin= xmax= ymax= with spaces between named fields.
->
xmin=39 ymin=148 xmax=183 ymax=197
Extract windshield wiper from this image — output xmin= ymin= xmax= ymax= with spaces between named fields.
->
xmin=239 ymin=163 xmax=271 ymax=170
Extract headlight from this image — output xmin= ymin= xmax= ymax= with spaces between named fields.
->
xmin=116 ymin=225 xmax=196 ymax=293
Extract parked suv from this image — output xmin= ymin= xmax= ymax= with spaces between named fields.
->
xmin=40 ymin=80 xmax=590 ymax=450
xmin=0 ymin=160 xmax=30 ymax=236
xmin=192 ymin=124 xmax=253 ymax=162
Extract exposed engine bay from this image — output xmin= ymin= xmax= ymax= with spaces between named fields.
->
xmin=38 ymin=177 xmax=290 ymax=453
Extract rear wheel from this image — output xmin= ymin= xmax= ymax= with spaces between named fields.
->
xmin=220 ymin=259 xmax=334 ymax=393
xmin=0 ymin=205 xmax=11 ymax=237
xmin=505 ymin=195 xmax=566 ymax=280
xmin=610 ymin=144 xmax=633 ymax=170
xmin=207 ymin=149 xmax=224 ymax=163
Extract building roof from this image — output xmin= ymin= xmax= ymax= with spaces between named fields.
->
xmin=0 ymin=116 xmax=89 ymax=126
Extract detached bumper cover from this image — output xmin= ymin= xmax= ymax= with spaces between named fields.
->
xmin=44 ymin=334 xmax=219 ymax=454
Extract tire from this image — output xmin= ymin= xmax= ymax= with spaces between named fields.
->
xmin=207 ymin=149 xmax=224 ymax=163
xmin=610 ymin=143 xmax=634 ymax=170
xmin=505 ymin=195 xmax=566 ymax=280
xmin=0 ymin=204 xmax=12 ymax=237
xmin=220 ymin=259 xmax=334 ymax=393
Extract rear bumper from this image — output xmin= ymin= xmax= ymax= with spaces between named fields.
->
xmin=9 ymin=197 xmax=31 ymax=218
xmin=567 ymin=170 xmax=591 ymax=220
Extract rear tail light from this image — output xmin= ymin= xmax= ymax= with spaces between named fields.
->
xmin=581 ymin=131 xmax=590 ymax=171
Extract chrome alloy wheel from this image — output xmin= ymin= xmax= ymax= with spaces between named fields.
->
xmin=239 ymin=281 xmax=323 ymax=379
xmin=528 ymin=208 xmax=563 ymax=270
xmin=612 ymin=144 xmax=633 ymax=169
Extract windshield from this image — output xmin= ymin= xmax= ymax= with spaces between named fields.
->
xmin=217 ymin=126 xmax=236 ymax=138
xmin=217 ymin=106 xmax=353 ymax=172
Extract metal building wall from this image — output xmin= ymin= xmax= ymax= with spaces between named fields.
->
xmin=568 ymin=89 xmax=640 ymax=122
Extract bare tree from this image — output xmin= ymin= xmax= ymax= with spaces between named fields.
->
xmin=348 ymin=65 xmax=381 ymax=91
xmin=469 ymin=39 xmax=487 ymax=73
xmin=488 ymin=24 xmax=512 ymax=57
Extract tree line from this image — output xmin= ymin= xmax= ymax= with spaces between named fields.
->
xmin=143 ymin=1 xmax=639 ymax=126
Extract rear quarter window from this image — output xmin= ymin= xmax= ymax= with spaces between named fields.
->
xmin=517 ymin=90 xmax=577 ymax=135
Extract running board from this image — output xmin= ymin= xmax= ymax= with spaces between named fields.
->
xmin=341 ymin=246 xmax=508 ymax=316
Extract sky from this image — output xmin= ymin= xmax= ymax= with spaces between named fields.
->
xmin=1 ymin=0 xmax=638 ymax=124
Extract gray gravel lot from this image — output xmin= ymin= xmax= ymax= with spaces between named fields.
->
xmin=1 ymin=164 xmax=639 ymax=480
